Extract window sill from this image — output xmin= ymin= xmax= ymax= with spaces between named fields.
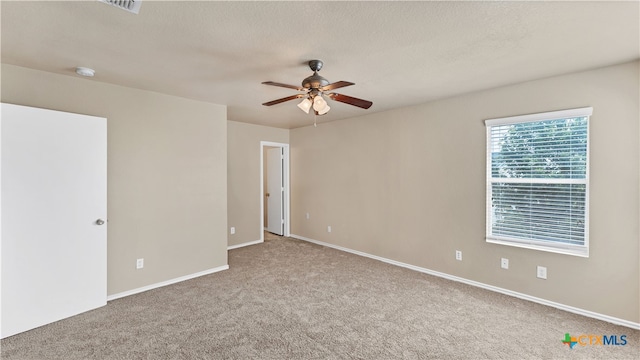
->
xmin=486 ymin=237 xmax=589 ymax=258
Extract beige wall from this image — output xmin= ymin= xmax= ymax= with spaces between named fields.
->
xmin=291 ymin=61 xmax=640 ymax=323
xmin=1 ymin=64 xmax=228 ymax=296
xmin=227 ymin=121 xmax=289 ymax=247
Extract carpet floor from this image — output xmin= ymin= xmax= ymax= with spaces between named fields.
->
xmin=1 ymin=232 xmax=638 ymax=359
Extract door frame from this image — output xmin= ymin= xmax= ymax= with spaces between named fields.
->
xmin=260 ymin=141 xmax=290 ymax=240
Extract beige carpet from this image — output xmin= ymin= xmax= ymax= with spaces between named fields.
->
xmin=2 ymin=233 xmax=638 ymax=359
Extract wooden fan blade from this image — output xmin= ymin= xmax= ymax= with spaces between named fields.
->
xmin=262 ymin=81 xmax=305 ymax=91
xmin=262 ymin=94 xmax=305 ymax=106
xmin=319 ymin=81 xmax=355 ymax=92
xmin=326 ymin=93 xmax=373 ymax=109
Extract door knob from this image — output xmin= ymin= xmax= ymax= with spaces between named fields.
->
xmin=96 ymin=219 xmax=105 ymax=225
xmin=266 ymin=192 xmax=270 ymax=197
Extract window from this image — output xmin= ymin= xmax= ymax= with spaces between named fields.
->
xmin=485 ymin=107 xmax=591 ymax=257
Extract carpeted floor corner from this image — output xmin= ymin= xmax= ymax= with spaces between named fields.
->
xmin=2 ymin=233 xmax=638 ymax=359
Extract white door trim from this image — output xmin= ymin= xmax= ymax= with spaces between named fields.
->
xmin=260 ymin=141 xmax=290 ymax=241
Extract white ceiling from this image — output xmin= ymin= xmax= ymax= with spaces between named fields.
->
xmin=1 ymin=0 xmax=638 ymax=129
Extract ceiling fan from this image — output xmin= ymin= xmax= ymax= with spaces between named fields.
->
xmin=262 ymin=60 xmax=373 ymax=116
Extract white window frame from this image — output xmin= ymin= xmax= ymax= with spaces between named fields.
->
xmin=485 ymin=107 xmax=592 ymax=257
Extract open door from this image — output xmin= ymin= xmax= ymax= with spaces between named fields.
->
xmin=266 ymin=147 xmax=284 ymax=235
xmin=260 ymin=141 xmax=289 ymax=240
xmin=1 ymin=103 xmax=107 ymax=338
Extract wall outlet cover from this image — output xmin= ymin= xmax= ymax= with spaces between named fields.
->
xmin=537 ymin=266 xmax=547 ymax=279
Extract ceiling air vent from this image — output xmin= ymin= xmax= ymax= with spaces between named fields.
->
xmin=99 ymin=0 xmax=142 ymax=15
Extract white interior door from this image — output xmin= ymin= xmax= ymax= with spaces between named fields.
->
xmin=1 ymin=103 xmax=107 ymax=339
xmin=266 ymin=147 xmax=283 ymax=235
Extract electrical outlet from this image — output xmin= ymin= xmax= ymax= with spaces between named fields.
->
xmin=455 ymin=250 xmax=462 ymax=261
xmin=230 ymin=226 xmax=236 ymax=235
xmin=537 ymin=266 xmax=547 ymax=279
xmin=136 ymin=258 xmax=144 ymax=269
xmin=327 ymin=225 xmax=332 ymax=233
xmin=306 ymin=212 xmax=310 ymax=220
xmin=501 ymin=258 xmax=509 ymax=269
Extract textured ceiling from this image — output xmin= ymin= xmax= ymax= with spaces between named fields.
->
xmin=1 ymin=0 xmax=638 ymax=129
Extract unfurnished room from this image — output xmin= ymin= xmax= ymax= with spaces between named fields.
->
xmin=0 ymin=1 xmax=639 ymax=359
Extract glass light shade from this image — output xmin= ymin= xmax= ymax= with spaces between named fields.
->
xmin=313 ymin=95 xmax=328 ymax=111
xmin=317 ymin=104 xmax=330 ymax=115
xmin=297 ymin=98 xmax=312 ymax=114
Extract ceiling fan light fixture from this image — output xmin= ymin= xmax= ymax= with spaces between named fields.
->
xmin=297 ymin=98 xmax=312 ymax=113
xmin=262 ymin=60 xmax=372 ymax=115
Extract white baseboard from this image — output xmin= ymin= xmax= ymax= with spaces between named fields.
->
xmin=290 ymin=233 xmax=640 ymax=330
xmin=106 ymin=265 xmax=229 ymax=301
xmin=227 ymin=239 xmax=263 ymax=250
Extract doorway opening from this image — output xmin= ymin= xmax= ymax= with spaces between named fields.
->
xmin=260 ymin=141 xmax=290 ymax=240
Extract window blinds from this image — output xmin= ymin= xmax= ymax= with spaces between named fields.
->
xmin=485 ymin=107 xmax=591 ymax=256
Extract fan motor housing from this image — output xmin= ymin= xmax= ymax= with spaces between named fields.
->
xmin=302 ymin=73 xmax=330 ymax=89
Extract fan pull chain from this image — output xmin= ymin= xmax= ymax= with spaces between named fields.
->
xmin=314 ymin=114 xmax=317 ymax=127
